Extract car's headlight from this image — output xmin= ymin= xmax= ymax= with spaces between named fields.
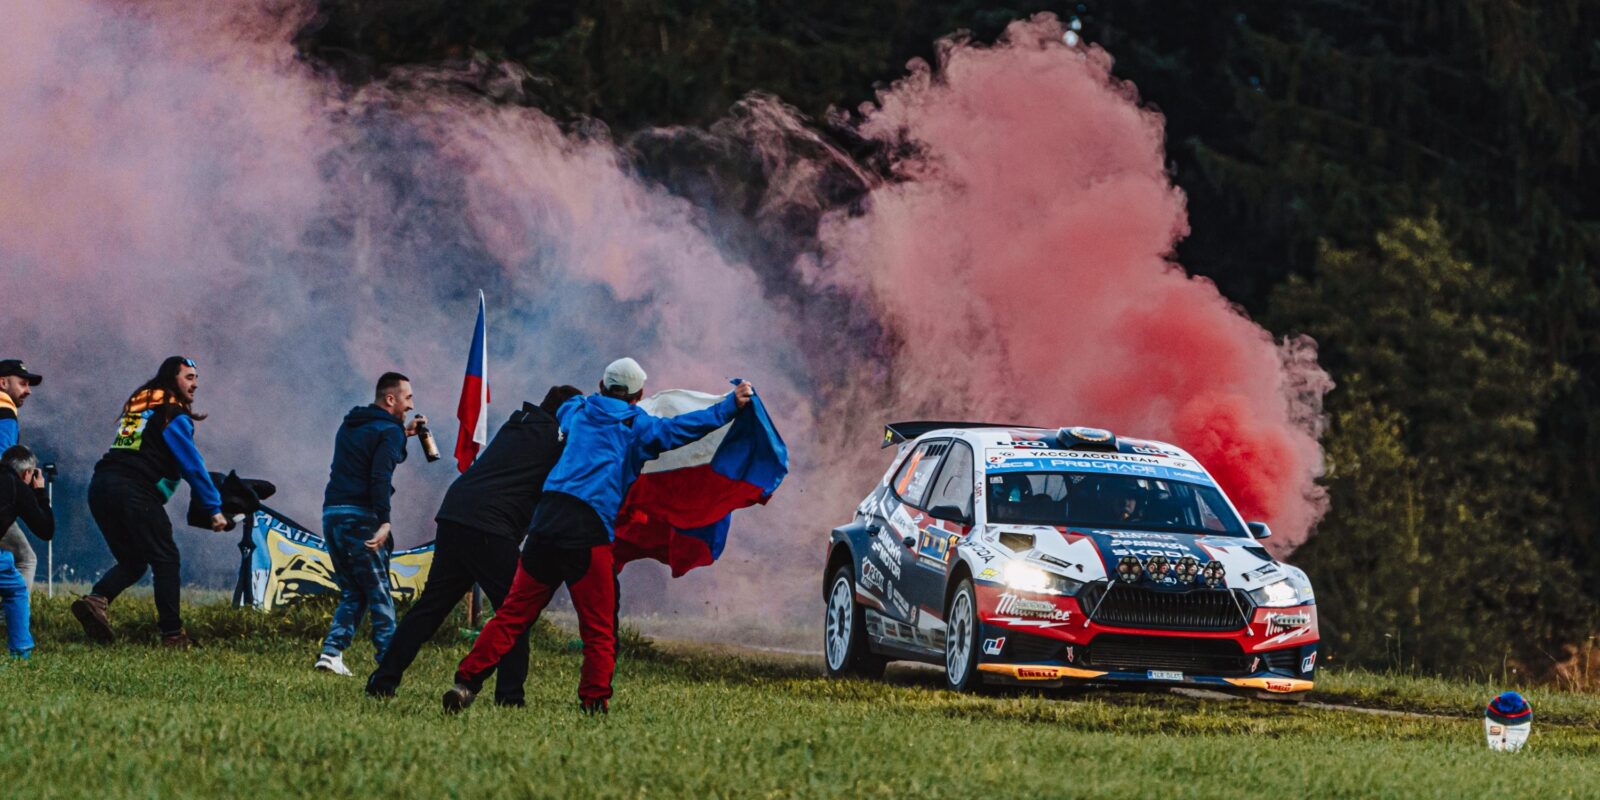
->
xmin=1003 ymin=561 xmax=1083 ymax=596
xmin=1248 ymin=575 xmax=1314 ymax=608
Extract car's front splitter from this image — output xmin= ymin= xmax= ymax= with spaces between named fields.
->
xmin=976 ymin=663 xmax=1314 ymax=693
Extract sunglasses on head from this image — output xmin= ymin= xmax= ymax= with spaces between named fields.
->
xmin=179 ymin=358 xmax=196 ymax=368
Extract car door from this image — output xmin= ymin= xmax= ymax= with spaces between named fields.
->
xmin=878 ymin=438 xmax=948 ymax=627
xmin=905 ymin=440 xmax=975 ymax=632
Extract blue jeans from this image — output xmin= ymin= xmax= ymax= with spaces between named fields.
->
xmin=319 ymin=507 xmax=395 ymax=663
xmin=0 ymin=549 xmax=33 ymax=657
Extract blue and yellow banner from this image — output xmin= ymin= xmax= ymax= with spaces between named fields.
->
xmin=239 ymin=511 xmax=434 ymax=611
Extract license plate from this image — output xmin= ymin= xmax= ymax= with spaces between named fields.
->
xmin=1148 ymin=670 xmax=1183 ymax=681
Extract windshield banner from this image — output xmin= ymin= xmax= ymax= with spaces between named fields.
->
xmin=985 ymin=454 xmax=1215 ymax=486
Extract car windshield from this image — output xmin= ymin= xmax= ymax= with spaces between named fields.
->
xmin=986 ymin=471 xmax=1247 ymax=536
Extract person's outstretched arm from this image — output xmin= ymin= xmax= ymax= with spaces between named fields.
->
xmin=637 ymin=382 xmax=755 ymax=457
xmin=163 ymin=414 xmax=223 ymax=517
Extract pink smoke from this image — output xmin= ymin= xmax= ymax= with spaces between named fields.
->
xmin=815 ymin=16 xmax=1328 ymax=549
xmin=0 ymin=3 xmax=1326 ymax=638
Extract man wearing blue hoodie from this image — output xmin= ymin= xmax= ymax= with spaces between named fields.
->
xmin=314 ymin=372 xmax=427 ymax=677
xmin=445 ymin=357 xmax=754 ymax=714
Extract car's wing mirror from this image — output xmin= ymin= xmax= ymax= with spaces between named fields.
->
xmin=928 ymin=504 xmax=973 ymax=526
xmin=1247 ymin=522 xmax=1273 ymax=540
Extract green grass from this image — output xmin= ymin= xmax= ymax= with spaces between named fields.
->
xmin=4 ymin=595 xmax=1599 ymax=798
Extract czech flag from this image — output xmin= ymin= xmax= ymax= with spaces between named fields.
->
xmin=613 ymin=388 xmax=788 ymax=577
xmin=454 ymin=291 xmax=490 ymax=473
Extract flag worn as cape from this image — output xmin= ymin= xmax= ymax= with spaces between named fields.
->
xmin=613 ymin=388 xmax=788 ymax=577
xmin=454 ymin=291 xmax=490 ymax=472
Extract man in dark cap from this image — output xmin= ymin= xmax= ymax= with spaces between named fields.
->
xmin=366 ymin=385 xmax=582 ymax=704
xmin=0 ymin=359 xmax=43 ymax=594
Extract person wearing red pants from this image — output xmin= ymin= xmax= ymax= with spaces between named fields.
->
xmin=444 ymin=357 xmax=755 ymax=714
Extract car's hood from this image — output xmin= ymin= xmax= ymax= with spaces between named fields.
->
xmin=987 ymin=525 xmax=1286 ymax=591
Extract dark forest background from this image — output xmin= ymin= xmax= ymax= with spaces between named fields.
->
xmin=292 ymin=0 xmax=1600 ymax=677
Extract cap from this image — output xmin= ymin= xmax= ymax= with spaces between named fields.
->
xmin=0 ymin=360 xmax=41 ymax=386
xmin=602 ymin=357 xmax=647 ymax=395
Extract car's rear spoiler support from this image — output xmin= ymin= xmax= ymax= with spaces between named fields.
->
xmin=881 ymin=421 xmax=1035 ymax=448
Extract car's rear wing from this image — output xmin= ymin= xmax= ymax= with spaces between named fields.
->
xmin=881 ymin=421 xmax=1036 ymax=448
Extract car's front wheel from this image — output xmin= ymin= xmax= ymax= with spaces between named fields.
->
xmin=944 ymin=577 xmax=983 ymax=692
xmin=823 ymin=564 xmax=887 ymax=680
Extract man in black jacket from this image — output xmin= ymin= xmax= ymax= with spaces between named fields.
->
xmin=315 ymin=372 xmax=427 ymax=677
xmin=0 ymin=445 xmax=53 ymax=657
xmin=366 ymin=385 xmax=581 ymax=704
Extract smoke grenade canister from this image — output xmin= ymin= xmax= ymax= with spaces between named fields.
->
xmin=416 ymin=420 xmax=441 ymax=462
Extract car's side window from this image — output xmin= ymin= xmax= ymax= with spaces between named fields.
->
xmin=924 ymin=441 xmax=975 ymax=520
xmin=891 ymin=439 xmax=948 ymax=508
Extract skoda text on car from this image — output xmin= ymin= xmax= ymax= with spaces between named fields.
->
xmin=822 ymin=423 xmax=1318 ymax=698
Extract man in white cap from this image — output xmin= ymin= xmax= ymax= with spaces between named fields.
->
xmin=445 ymin=357 xmax=754 ymax=714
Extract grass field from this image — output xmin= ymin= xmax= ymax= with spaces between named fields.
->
xmin=4 ymin=594 xmax=1599 ymax=798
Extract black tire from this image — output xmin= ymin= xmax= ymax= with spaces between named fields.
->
xmin=944 ymin=577 xmax=982 ymax=692
xmin=823 ymin=564 xmax=887 ymax=680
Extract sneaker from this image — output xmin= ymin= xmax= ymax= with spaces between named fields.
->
xmin=161 ymin=629 xmax=198 ymax=649
xmin=580 ymin=699 xmax=609 ymax=715
xmin=70 ymin=595 xmax=113 ymax=644
xmin=315 ymin=652 xmax=354 ymax=676
xmin=442 ymin=683 xmax=477 ymax=713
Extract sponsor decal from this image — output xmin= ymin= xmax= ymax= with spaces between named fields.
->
xmin=1301 ymin=653 xmax=1317 ymax=674
xmin=1036 ymin=553 xmax=1081 ymax=572
xmin=1243 ymin=563 xmax=1282 ymax=583
xmin=917 ymin=528 xmax=961 ymax=565
xmin=996 ymin=440 xmax=1054 ymax=449
xmin=965 ymin=543 xmax=998 ymax=564
xmin=982 ymin=637 xmax=1005 ymax=656
xmin=978 ymin=568 xmax=998 ymax=580
xmin=1128 ymin=445 xmax=1182 ymax=457
xmin=1016 ymin=667 xmax=1060 ymax=679
xmin=1489 ymin=725 xmax=1504 ymax=736
xmin=859 ymin=558 xmax=885 ymax=593
xmin=870 ymin=532 xmax=903 ymax=580
xmin=1265 ymin=612 xmax=1312 ymax=637
xmin=1064 ymin=645 xmax=1075 ymax=663
xmin=1148 ymin=670 xmax=1183 ymax=681
xmin=1264 ymin=679 xmax=1297 ymax=693
xmin=995 ymin=593 xmax=1072 ymax=621
xmin=888 ymin=583 xmax=914 ymax=621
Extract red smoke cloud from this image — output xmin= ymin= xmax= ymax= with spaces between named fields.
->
xmin=0 ymin=2 xmax=1326 ymax=634
xmin=816 ymin=16 xmax=1328 ymax=548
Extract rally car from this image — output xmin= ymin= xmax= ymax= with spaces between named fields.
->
xmin=822 ymin=423 xmax=1318 ymax=698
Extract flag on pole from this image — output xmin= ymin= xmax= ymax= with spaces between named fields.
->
xmin=454 ymin=291 xmax=490 ymax=473
xmin=613 ymin=388 xmax=788 ymax=576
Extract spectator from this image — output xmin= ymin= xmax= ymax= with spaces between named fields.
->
xmin=314 ymin=372 xmax=427 ymax=676
xmin=0 ymin=359 xmax=42 ymax=593
xmin=366 ymin=384 xmax=582 ymax=704
xmin=444 ymin=358 xmax=753 ymax=714
xmin=72 ymin=357 xmax=224 ymax=648
xmin=0 ymin=445 xmax=53 ymax=658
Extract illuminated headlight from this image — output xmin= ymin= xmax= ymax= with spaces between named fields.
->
xmin=1003 ymin=561 xmax=1083 ymax=596
xmin=1249 ymin=576 xmax=1314 ymax=608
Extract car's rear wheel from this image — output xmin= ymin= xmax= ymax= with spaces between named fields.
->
xmin=944 ymin=577 xmax=982 ymax=692
xmin=823 ymin=564 xmax=887 ymax=680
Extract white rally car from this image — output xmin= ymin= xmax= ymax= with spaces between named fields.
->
xmin=822 ymin=423 xmax=1318 ymax=697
